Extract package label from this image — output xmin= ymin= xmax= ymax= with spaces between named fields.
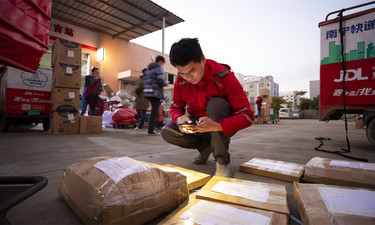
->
xmin=94 ymin=157 xmax=150 ymax=183
xmin=318 ymin=186 xmax=375 ymax=218
xmin=329 ymin=160 xmax=375 ymax=171
xmin=179 ymin=200 xmax=271 ymax=225
xmin=211 ymin=181 xmax=270 ymax=203
xmin=245 ymin=159 xmax=300 ymax=175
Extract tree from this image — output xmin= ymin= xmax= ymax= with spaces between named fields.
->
xmin=299 ymin=95 xmax=320 ymax=111
xmin=312 ymin=95 xmax=319 ymax=110
xmin=300 ymin=98 xmax=313 ymax=110
xmin=286 ymin=102 xmax=293 ymax=109
xmin=272 ymin=96 xmax=286 ymax=112
xmin=295 ymin=91 xmax=307 ymax=110
xmin=296 ymin=91 xmax=307 ymax=97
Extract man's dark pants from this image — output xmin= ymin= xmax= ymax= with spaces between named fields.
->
xmin=161 ymin=97 xmax=234 ymax=164
xmin=147 ymin=97 xmax=161 ymax=134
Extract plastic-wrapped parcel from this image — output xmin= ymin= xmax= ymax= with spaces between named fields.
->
xmin=58 ymin=156 xmax=189 ymax=225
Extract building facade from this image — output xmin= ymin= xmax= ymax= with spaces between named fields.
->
xmin=38 ymin=18 xmax=178 ymax=110
xmin=241 ymin=75 xmax=279 ymax=103
xmin=309 ymin=80 xmax=320 ymax=99
xmin=279 ymin=91 xmax=301 ymax=109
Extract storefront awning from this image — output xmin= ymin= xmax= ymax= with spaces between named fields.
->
xmin=51 ymin=0 xmax=184 ymax=41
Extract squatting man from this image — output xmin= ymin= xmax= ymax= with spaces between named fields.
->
xmin=161 ymin=38 xmax=254 ymax=177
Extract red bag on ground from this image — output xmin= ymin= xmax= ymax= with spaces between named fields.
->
xmin=112 ymin=108 xmax=137 ymax=124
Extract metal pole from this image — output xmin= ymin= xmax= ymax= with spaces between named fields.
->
xmin=162 ymin=16 xmax=165 ymax=57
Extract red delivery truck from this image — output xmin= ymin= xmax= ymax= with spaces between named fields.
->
xmin=319 ymin=2 xmax=375 ymax=145
xmin=0 ymin=67 xmax=52 ymax=131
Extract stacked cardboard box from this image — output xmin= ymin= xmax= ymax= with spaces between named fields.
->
xmin=259 ymin=88 xmax=273 ymax=120
xmin=52 ymin=39 xmax=81 ymax=89
xmin=240 ymin=158 xmax=305 ymax=182
xmin=50 ymin=39 xmax=82 ymax=135
xmin=196 ymin=176 xmax=290 ymax=216
xmin=59 ymin=156 xmax=189 ymax=225
xmin=159 ymin=192 xmax=288 ymax=225
xmin=79 ymin=116 xmax=102 ymax=134
xmin=302 ymin=157 xmax=375 ymax=189
xmin=50 ymin=88 xmax=80 ymax=135
xmin=293 ymin=182 xmax=375 ymax=225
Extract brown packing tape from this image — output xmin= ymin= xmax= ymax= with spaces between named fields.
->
xmin=196 ymin=176 xmax=289 ymax=215
xmin=158 ymin=193 xmax=288 ymax=225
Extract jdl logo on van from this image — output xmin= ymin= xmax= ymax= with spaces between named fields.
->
xmin=333 ymin=68 xmax=372 ymax=82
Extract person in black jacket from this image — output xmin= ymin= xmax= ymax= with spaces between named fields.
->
xmin=143 ymin=56 xmax=169 ymax=135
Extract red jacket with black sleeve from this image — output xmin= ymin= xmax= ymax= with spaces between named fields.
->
xmin=170 ymin=59 xmax=254 ymax=136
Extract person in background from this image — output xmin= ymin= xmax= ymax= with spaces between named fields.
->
xmin=81 ymin=67 xmax=103 ymax=116
xmin=155 ymin=100 xmax=165 ymax=130
xmin=256 ymin=96 xmax=263 ymax=117
xmin=134 ymin=68 xmax=150 ymax=131
xmin=143 ymin=56 xmax=169 ymax=135
xmin=161 ymin=38 xmax=254 ymax=177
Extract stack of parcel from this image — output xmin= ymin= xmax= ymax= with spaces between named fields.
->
xmin=50 ymin=39 xmax=102 ymax=135
xmin=50 ymin=39 xmax=81 ymax=135
xmin=240 ymin=157 xmax=375 ymax=224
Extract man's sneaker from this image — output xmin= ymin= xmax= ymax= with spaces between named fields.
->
xmin=134 ymin=127 xmax=141 ymax=131
xmin=148 ymin=131 xmax=160 ymax=135
xmin=193 ymin=152 xmax=210 ymax=164
xmin=193 ymin=146 xmax=211 ymax=164
xmin=215 ymin=162 xmax=231 ymax=178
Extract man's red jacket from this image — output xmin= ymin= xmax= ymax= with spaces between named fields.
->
xmin=170 ymin=59 xmax=254 ymax=136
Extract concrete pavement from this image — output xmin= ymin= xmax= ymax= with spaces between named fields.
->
xmin=0 ymin=119 xmax=374 ymax=224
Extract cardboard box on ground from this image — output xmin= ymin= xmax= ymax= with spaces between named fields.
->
xmin=195 ymin=176 xmax=290 ymax=216
xmin=158 ymin=192 xmax=288 ymax=225
xmin=58 ymin=156 xmax=189 ymax=225
xmin=50 ymin=88 xmax=80 ymax=135
xmin=240 ymin=158 xmax=304 ymax=182
xmin=80 ymin=116 xmax=102 ymax=134
xmin=293 ymin=182 xmax=375 ymax=225
xmin=302 ymin=157 xmax=375 ymax=189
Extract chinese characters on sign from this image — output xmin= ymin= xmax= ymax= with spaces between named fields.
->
xmin=333 ymin=88 xmax=375 ymax=97
xmin=53 ymin=24 xmax=74 ymax=37
xmin=326 ymin=19 xmax=375 ymax=39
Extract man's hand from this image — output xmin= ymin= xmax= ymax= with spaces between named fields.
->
xmin=176 ymin=115 xmax=194 ymax=133
xmin=194 ymin=116 xmax=222 ymax=133
xmin=176 ymin=115 xmax=192 ymax=124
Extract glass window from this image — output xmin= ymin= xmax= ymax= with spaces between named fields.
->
xmin=80 ymin=53 xmax=90 ymax=94
xmin=39 ymin=45 xmax=52 ymax=70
